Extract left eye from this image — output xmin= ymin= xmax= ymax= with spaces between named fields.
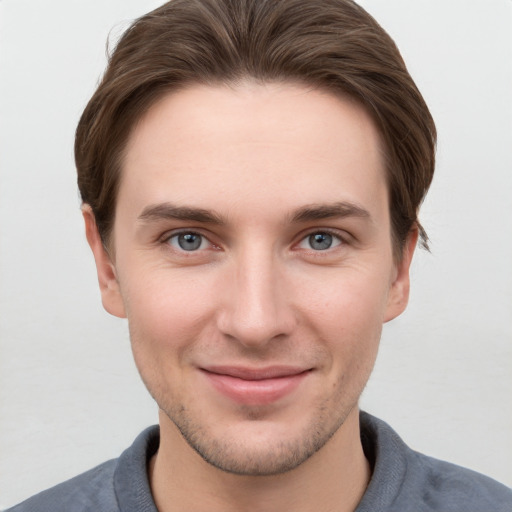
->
xmin=299 ymin=232 xmax=342 ymax=251
xmin=167 ymin=232 xmax=210 ymax=251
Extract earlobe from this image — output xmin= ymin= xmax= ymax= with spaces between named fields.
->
xmin=82 ymin=205 xmax=126 ymax=318
xmin=384 ymin=229 xmax=419 ymax=323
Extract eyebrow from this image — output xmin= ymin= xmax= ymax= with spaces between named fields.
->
xmin=137 ymin=203 xmax=225 ymax=225
xmin=137 ymin=201 xmax=371 ymax=226
xmin=291 ymin=202 xmax=371 ymax=223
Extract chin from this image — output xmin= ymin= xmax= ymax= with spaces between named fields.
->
xmin=162 ymin=400 xmax=351 ymax=476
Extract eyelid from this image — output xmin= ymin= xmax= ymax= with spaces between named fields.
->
xmin=160 ymin=228 xmax=218 ymax=251
xmin=157 ymin=227 xmax=351 ymax=253
xmin=295 ymin=228 xmax=349 ymax=248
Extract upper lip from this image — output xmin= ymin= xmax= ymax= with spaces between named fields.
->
xmin=201 ymin=365 xmax=311 ymax=381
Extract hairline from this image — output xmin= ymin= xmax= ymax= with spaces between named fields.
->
xmin=95 ymin=77 xmax=409 ymax=262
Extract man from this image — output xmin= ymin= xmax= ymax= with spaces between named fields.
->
xmin=7 ymin=0 xmax=511 ymax=510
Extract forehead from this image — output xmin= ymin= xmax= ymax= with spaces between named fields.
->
xmin=119 ymin=82 xmax=388 ymax=224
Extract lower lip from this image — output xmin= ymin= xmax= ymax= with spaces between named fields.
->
xmin=202 ymin=370 xmax=309 ymax=406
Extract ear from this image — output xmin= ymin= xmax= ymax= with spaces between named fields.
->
xmin=383 ymin=228 xmax=418 ymax=323
xmin=82 ymin=205 xmax=126 ymax=318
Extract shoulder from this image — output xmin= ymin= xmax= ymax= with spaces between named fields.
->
xmin=5 ymin=425 xmax=160 ymax=512
xmin=404 ymin=449 xmax=512 ymax=511
xmin=359 ymin=411 xmax=512 ymax=512
xmin=5 ymin=459 xmax=118 ymax=512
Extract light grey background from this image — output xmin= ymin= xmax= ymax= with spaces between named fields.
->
xmin=1 ymin=0 xmax=511 ymax=508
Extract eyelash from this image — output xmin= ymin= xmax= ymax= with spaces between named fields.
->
xmin=162 ymin=230 xmax=217 ymax=253
xmin=161 ymin=228 xmax=347 ymax=254
xmin=297 ymin=229 xmax=345 ymax=252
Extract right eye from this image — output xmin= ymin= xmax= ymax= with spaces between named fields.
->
xmin=166 ymin=232 xmax=211 ymax=252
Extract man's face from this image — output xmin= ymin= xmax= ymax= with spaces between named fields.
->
xmin=87 ymin=82 xmax=413 ymax=475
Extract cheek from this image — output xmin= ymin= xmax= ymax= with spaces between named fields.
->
xmin=124 ymin=263 xmax=216 ymax=319
xmin=293 ymin=268 xmax=388 ymax=370
xmin=295 ymin=266 xmax=391 ymax=329
xmin=120 ymin=267 xmax=219 ymax=362
xmin=123 ymin=272 xmax=218 ymax=406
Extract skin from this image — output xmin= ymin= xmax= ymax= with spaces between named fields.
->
xmin=84 ymin=82 xmax=417 ymax=512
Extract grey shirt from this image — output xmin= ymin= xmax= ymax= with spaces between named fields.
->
xmin=7 ymin=412 xmax=512 ymax=511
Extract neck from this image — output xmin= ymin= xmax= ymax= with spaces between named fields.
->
xmin=149 ymin=407 xmax=371 ymax=512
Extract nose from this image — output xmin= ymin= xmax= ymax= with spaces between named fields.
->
xmin=216 ymin=248 xmax=297 ymax=349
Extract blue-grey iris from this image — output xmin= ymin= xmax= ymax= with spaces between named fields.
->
xmin=178 ymin=233 xmax=202 ymax=251
xmin=309 ymin=232 xmax=333 ymax=250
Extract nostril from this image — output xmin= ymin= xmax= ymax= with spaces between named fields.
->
xmin=216 ymin=259 xmax=297 ymax=345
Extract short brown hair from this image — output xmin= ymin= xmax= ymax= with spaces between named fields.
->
xmin=75 ymin=0 xmax=436 ymax=258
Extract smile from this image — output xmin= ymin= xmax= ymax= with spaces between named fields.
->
xmin=200 ymin=366 xmax=312 ymax=406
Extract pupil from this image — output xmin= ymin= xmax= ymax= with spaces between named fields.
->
xmin=310 ymin=232 xmax=332 ymax=250
xmin=178 ymin=233 xmax=201 ymax=251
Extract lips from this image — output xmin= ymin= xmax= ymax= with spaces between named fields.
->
xmin=200 ymin=366 xmax=311 ymax=405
